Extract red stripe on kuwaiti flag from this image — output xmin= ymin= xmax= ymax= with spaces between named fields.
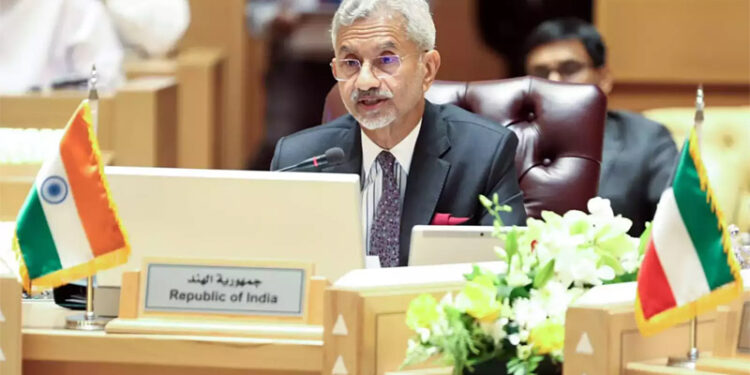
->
xmin=11 ymin=100 xmax=130 ymax=293
xmin=635 ymin=127 xmax=743 ymax=336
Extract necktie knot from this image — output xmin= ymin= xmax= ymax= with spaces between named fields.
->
xmin=376 ymin=151 xmax=396 ymax=172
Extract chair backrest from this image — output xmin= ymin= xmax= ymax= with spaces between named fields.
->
xmin=322 ymin=77 xmax=607 ymax=218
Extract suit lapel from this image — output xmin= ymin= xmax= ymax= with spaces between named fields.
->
xmin=398 ymin=101 xmax=451 ymax=265
xmin=322 ymin=116 xmax=362 ymax=175
xmin=600 ymin=112 xmax=624 ymax=184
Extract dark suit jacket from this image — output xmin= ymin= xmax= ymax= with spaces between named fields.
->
xmin=599 ymin=110 xmax=679 ymax=236
xmin=271 ymin=100 xmax=527 ymax=266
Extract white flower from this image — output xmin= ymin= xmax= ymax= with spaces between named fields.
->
xmin=596 ymin=265 xmax=616 ymax=281
xmin=519 ymin=328 xmax=530 ymax=342
xmin=500 ymin=299 xmax=514 ymax=319
xmin=619 ymin=239 xmax=643 ymax=273
xmin=494 ymin=245 xmax=508 ymax=261
xmin=512 ymin=297 xmax=547 ymax=329
xmin=507 ymin=255 xmax=532 ymax=287
xmin=517 ymin=344 xmax=533 ymax=360
xmin=587 ymin=197 xmax=614 ymax=219
xmin=479 ymin=318 xmax=509 ymax=344
xmin=439 ymin=293 xmax=454 ymax=306
xmin=531 ymin=281 xmax=574 ymax=319
xmin=508 ymin=333 xmax=521 ymax=346
xmin=416 ymin=327 xmax=431 ymax=342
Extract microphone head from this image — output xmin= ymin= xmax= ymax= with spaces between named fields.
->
xmin=324 ymin=147 xmax=345 ymax=165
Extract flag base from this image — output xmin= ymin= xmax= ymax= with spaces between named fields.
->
xmin=666 ymin=356 xmax=696 ymax=369
xmin=65 ymin=313 xmax=110 ymax=331
xmin=667 ymin=347 xmax=699 ymax=369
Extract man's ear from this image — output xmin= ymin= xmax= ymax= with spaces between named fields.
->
xmin=597 ymin=65 xmax=614 ymax=95
xmin=422 ymin=49 xmax=441 ymax=92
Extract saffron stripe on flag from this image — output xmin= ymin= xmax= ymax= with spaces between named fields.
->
xmin=34 ymin=154 xmax=94 ymax=269
xmin=651 ymin=188 xmax=711 ymax=305
xmin=671 ymin=145 xmax=735 ymax=290
xmin=15 ymin=186 xmax=63 ymax=278
xmin=638 ymin=239 xmax=677 ymax=319
xmin=59 ymin=106 xmax=126 ymax=256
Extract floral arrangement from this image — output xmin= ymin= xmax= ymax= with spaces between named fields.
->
xmin=403 ymin=196 xmax=647 ymax=375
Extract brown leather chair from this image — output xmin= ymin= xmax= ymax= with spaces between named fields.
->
xmin=322 ymin=77 xmax=606 ymax=218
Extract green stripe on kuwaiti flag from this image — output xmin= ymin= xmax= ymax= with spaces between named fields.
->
xmin=635 ymin=127 xmax=743 ymax=336
xmin=11 ymin=100 xmax=130 ymax=293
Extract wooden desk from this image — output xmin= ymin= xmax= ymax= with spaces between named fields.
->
xmin=22 ymin=328 xmax=322 ymax=375
xmin=19 ymin=296 xmax=323 ymax=375
xmin=626 ymin=356 xmax=750 ymax=375
xmin=0 ymin=77 xmax=178 ymax=168
xmin=125 ymin=48 xmax=224 ymax=169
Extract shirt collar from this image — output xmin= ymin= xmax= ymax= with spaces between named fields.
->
xmin=361 ymin=119 xmax=422 ymax=177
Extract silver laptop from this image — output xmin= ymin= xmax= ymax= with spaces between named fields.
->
xmin=408 ymin=225 xmax=517 ymax=266
xmin=99 ymin=167 xmax=365 ymax=286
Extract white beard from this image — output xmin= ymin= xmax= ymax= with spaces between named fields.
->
xmin=350 ymin=88 xmax=395 ymax=130
xmin=357 ymin=110 xmax=397 ymax=130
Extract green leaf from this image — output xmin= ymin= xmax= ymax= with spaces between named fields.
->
xmin=638 ymin=221 xmax=652 ymax=256
xmin=492 ymin=193 xmax=499 ymax=206
xmin=479 ymin=195 xmax=493 ymax=210
xmin=532 ymin=259 xmax=556 ymax=289
xmin=608 ymin=271 xmax=638 ymax=284
xmin=504 ymin=228 xmax=519 ymax=262
xmin=597 ymin=253 xmax=624 ymax=274
xmin=509 ymin=286 xmax=530 ymax=300
xmin=496 ymin=283 xmax=514 ymax=299
xmin=464 ymin=265 xmax=483 ymax=281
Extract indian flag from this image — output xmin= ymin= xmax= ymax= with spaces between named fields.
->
xmin=11 ymin=100 xmax=129 ymax=293
xmin=635 ymin=127 xmax=743 ymax=336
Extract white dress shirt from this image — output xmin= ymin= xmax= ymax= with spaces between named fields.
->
xmin=361 ymin=120 xmax=422 ymax=263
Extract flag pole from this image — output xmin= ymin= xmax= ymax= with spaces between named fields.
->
xmin=666 ymin=85 xmax=705 ymax=368
xmin=65 ymin=65 xmax=108 ymax=331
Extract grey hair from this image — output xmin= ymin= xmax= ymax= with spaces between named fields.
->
xmin=331 ymin=0 xmax=436 ymax=52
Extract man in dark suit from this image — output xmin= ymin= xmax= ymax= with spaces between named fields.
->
xmin=523 ymin=18 xmax=679 ymax=235
xmin=271 ymin=0 xmax=526 ymax=267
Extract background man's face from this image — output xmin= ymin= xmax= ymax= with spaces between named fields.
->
xmin=334 ymin=13 xmax=426 ymax=130
xmin=526 ymin=39 xmax=611 ymax=94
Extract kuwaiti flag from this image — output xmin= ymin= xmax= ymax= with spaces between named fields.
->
xmin=11 ymin=100 xmax=130 ymax=293
xmin=635 ymin=126 xmax=743 ymax=336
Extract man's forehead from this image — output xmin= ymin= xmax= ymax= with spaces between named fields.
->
xmin=338 ymin=40 xmax=399 ymax=54
xmin=336 ymin=15 xmax=412 ymax=53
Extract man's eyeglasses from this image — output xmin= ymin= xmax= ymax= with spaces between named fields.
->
xmin=528 ymin=60 xmax=591 ymax=81
xmin=330 ymin=55 xmax=404 ymax=82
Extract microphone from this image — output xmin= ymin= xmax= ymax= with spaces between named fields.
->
xmin=278 ymin=147 xmax=345 ymax=172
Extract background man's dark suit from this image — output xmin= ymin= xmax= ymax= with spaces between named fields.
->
xmin=599 ymin=110 xmax=678 ymax=235
xmin=271 ymin=100 xmax=527 ymax=266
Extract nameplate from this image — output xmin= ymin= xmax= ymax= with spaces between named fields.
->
xmin=140 ymin=258 xmax=312 ymax=318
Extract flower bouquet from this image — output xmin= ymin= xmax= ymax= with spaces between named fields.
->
xmin=402 ymin=196 xmax=647 ymax=375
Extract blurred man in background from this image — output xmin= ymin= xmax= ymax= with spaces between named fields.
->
xmin=524 ymin=18 xmax=678 ymax=235
xmin=0 ymin=0 xmax=190 ymax=94
xmin=477 ymin=0 xmax=592 ymax=77
xmin=0 ymin=0 xmax=124 ymax=93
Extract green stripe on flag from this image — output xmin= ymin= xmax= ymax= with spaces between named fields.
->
xmin=672 ymin=142 xmax=734 ymax=290
xmin=16 ymin=186 xmax=63 ymax=279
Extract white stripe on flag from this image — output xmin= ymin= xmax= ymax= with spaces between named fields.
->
xmin=35 ymin=152 xmax=94 ymax=268
xmin=651 ymin=188 xmax=711 ymax=305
